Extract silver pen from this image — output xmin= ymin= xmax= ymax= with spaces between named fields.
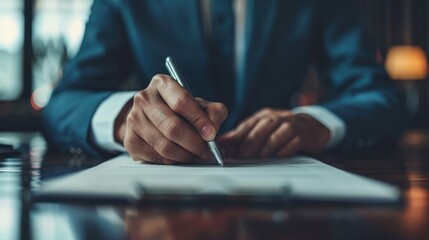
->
xmin=165 ymin=56 xmax=225 ymax=167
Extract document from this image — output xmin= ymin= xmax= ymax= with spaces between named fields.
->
xmin=37 ymin=154 xmax=400 ymax=203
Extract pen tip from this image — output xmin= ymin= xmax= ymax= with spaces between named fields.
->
xmin=214 ymin=150 xmax=225 ymax=167
xmin=206 ymin=139 xmax=225 ymax=167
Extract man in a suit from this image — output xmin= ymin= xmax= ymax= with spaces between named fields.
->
xmin=43 ymin=0 xmax=406 ymax=163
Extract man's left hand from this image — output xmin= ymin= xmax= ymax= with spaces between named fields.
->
xmin=217 ymin=108 xmax=331 ymax=158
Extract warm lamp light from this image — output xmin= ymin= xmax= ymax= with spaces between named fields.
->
xmin=385 ymin=46 xmax=428 ymax=80
xmin=385 ymin=46 xmax=428 ymax=117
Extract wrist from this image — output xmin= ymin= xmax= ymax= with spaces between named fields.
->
xmin=294 ymin=113 xmax=331 ymax=152
xmin=114 ymin=100 xmax=133 ymax=145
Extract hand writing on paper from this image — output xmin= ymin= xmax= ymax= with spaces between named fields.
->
xmin=114 ymin=74 xmax=228 ymax=164
xmin=217 ymin=108 xmax=330 ymax=159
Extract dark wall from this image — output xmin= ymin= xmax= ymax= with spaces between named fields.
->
xmin=359 ymin=0 xmax=429 ymax=128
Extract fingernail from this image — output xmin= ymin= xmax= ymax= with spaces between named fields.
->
xmin=201 ymin=125 xmax=216 ymax=140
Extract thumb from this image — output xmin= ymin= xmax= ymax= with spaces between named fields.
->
xmin=195 ymin=98 xmax=228 ymax=134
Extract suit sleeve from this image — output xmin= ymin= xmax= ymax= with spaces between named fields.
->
xmin=316 ymin=0 xmax=407 ymax=150
xmin=43 ymin=0 xmax=132 ymax=157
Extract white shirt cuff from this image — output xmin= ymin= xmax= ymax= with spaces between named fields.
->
xmin=292 ymin=105 xmax=346 ymax=148
xmin=91 ymin=91 xmax=137 ymax=152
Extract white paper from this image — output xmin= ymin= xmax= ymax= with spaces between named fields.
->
xmin=39 ymin=155 xmax=400 ymax=203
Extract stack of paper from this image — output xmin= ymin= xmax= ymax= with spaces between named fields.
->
xmin=36 ymin=155 xmax=400 ymax=203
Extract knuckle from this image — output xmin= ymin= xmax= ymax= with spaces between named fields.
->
xmin=214 ymin=102 xmax=227 ymax=112
xmin=171 ymin=92 xmax=191 ymax=112
xmin=240 ymin=120 xmax=254 ymax=130
xmin=126 ymin=111 xmax=136 ymax=125
xmin=261 ymin=107 xmax=274 ymax=115
xmin=133 ymin=90 xmax=150 ymax=105
xmin=151 ymin=74 xmax=171 ymax=88
xmin=214 ymin=103 xmax=228 ymax=120
xmin=156 ymin=140 xmax=177 ymax=158
xmin=133 ymin=92 xmax=142 ymax=105
xmin=270 ymin=129 xmax=285 ymax=143
xmin=153 ymin=74 xmax=164 ymax=80
xmin=126 ymin=110 xmax=144 ymax=127
xmin=267 ymin=135 xmax=278 ymax=146
xmin=188 ymin=111 xmax=207 ymax=127
xmin=152 ymin=74 xmax=166 ymax=83
xmin=263 ymin=116 xmax=277 ymax=125
xmin=247 ymin=130 xmax=261 ymax=142
xmin=164 ymin=119 xmax=184 ymax=139
xmin=281 ymin=122 xmax=292 ymax=131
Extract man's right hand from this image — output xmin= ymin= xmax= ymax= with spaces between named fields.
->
xmin=114 ymin=74 xmax=228 ymax=164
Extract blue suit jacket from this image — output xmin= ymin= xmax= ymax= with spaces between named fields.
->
xmin=43 ymin=0 xmax=406 ymax=157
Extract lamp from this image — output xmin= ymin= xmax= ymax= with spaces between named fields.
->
xmin=385 ymin=46 xmax=428 ymax=80
xmin=385 ymin=46 xmax=428 ymax=116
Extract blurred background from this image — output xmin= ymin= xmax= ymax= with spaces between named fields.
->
xmin=0 ymin=0 xmax=91 ymax=130
xmin=0 ymin=0 xmax=428 ymax=131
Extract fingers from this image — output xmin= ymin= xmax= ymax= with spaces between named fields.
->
xmin=276 ymin=136 xmax=302 ymax=157
xmin=123 ymin=74 xmax=229 ymax=164
xmin=128 ymin=106 xmax=195 ymax=163
xmin=152 ymin=75 xmax=217 ymax=141
xmin=123 ymin=129 xmax=177 ymax=165
xmin=236 ymin=117 xmax=281 ymax=158
xmin=218 ymin=108 xmax=303 ymax=159
xmin=217 ymin=118 xmax=259 ymax=157
xmin=133 ymin=89 xmax=211 ymax=161
xmin=195 ymin=98 xmax=228 ymax=133
xmin=258 ymin=122 xmax=297 ymax=158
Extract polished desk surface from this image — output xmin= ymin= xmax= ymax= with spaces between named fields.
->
xmin=0 ymin=131 xmax=428 ymax=240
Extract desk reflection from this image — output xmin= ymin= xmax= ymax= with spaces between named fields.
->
xmin=1 ymin=132 xmax=429 ymax=240
xmin=31 ymin=204 xmax=406 ymax=240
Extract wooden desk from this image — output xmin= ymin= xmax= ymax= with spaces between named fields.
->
xmin=0 ymin=132 xmax=428 ymax=240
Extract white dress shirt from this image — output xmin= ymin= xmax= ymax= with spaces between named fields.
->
xmin=91 ymin=0 xmax=346 ymax=152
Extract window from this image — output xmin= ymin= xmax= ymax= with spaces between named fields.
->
xmin=32 ymin=0 xmax=93 ymax=110
xmin=0 ymin=0 xmax=93 ymax=107
xmin=0 ymin=0 xmax=24 ymax=100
